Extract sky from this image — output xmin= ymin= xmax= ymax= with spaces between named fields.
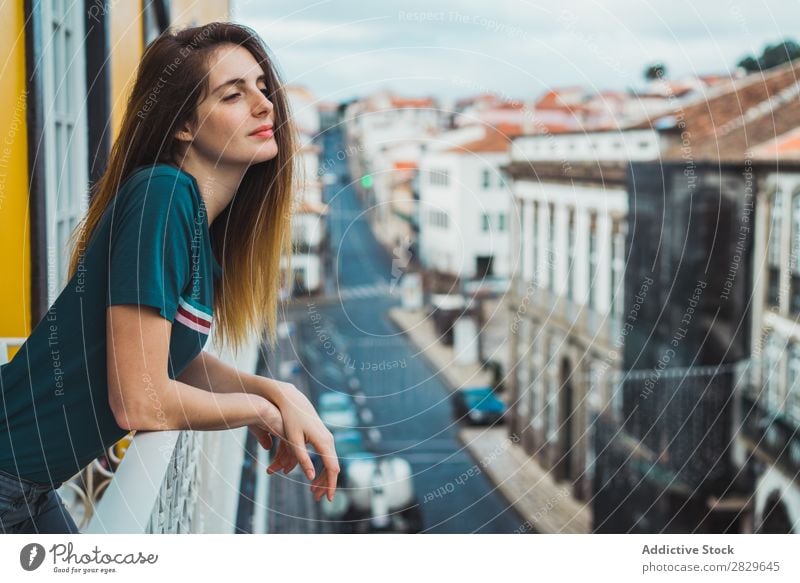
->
xmin=232 ymin=0 xmax=800 ymax=105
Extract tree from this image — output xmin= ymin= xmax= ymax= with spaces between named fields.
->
xmin=644 ymin=62 xmax=667 ymax=81
xmin=737 ymin=38 xmax=800 ymax=73
xmin=736 ymin=55 xmax=760 ymax=73
xmin=761 ymin=39 xmax=800 ymax=69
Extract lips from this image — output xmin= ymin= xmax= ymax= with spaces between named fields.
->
xmin=249 ymin=124 xmax=274 ymax=136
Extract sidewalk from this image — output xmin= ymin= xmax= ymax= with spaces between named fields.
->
xmin=458 ymin=426 xmax=591 ymax=533
xmin=387 ymin=306 xmax=493 ymax=392
xmin=388 ymin=303 xmax=592 ymax=534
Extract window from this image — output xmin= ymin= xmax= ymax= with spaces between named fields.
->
xmin=791 ymin=192 xmax=800 ymax=313
xmin=588 ymin=213 xmax=598 ymax=310
xmin=481 ymin=213 xmax=490 ymax=232
xmin=547 ymin=336 xmax=559 ymax=441
xmin=787 ymin=343 xmax=800 ymax=421
xmin=429 ymin=168 xmax=449 ymax=186
xmin=429 ymin=208 xmax=448 ymax=228
xmin=548 ymin=203 xmax=556 ymax=291
xmin=763 ymin=332 xmax=783 ymax=413
xmin=768 ymin=187 xmax=783 ymax=307
xmin=531 ymin=202 xmax=538 ymax=282
xmin=611 ymin=219 xmax=625 ymax=317
xmin=525 ymin=331 xmax=537 ymax=423
xmin=482 ymin=169 xmax=491 ymax=189
xmin=567 ymin=209 xmax=575 ymax=301
xmin=43 ymin=0 xmax=89 ymax=301
xmin=787 ymin=343 xmax=800 ymax=424
xmin=498 ymin=213 xmax=507 ymax=232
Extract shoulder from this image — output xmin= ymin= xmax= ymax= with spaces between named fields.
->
xmin=123 ymin=163 xmax=196 ymax=196
xmin=117 ymin=163 xmax=198 ymax=218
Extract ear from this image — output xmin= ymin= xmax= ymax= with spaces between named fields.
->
xmin=173 ymin=120 xmax=195 ymax=143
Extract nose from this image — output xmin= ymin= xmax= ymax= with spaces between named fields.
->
xmin=254 ymin=90 xmax=273 ymax=117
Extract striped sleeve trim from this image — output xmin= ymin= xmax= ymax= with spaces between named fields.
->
xmin=175 ymin=295 xmax=212 ymax=334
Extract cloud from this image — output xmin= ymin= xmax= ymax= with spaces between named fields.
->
xmin=233 ymin=0 xmax=800 ymax=100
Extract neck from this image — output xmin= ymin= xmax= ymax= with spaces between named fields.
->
xmin=177 ymin=156 xmax=248 ymax=226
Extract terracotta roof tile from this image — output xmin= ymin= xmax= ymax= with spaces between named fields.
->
xmin=446 ymin=125 xmax=524 ymax=153
xmin=628 ymin=59 xmax=800 ymax=162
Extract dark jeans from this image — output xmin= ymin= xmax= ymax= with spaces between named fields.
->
xmin=0 ymin=468 xmax=79 ymax=534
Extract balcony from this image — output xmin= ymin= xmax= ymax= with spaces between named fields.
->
xmin=740 ymin=392 xmax=800 ymax=476
xmin=512 ymin=285 xmax=620 ymax=348
xmin=80 ymin=428 xmax=247 ymax=533
xmin=3 ymin=332 xmax=258 ymax=534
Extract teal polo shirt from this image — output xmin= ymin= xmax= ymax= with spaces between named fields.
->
xmin=0 ymin=163 xmax=222 ymax=487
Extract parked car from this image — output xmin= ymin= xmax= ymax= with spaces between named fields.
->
xmin=333 ymin=429 xmax=366 ymax=457
xmin=331 ymin=454 xmax=422 ymax=533
xmin=452 ymin=386 xmax=507 ymax=425
xmin=317 ymin=392 xmax=359 ymax=430
xmin=319 ymin=362 xmax=345 ymax=388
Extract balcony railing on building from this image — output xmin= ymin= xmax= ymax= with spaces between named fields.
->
xmin=740 ymin=391 xmax=800 ymax=476
xmin=592 ymin=362 xmax=753 ymax=533
xmin=2 ymin=333 xmax=250 ymax=534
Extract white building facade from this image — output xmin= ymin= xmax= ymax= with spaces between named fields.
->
xmin=506 ymin=128 xmax=660 ymax=501
xmin=418 ymin=129 xmax=516 ymax=282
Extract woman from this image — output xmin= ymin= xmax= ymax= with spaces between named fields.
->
xmin=0 ymin=22 xmax=339 ymax=534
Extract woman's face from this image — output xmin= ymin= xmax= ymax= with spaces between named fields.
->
xmin=178 ymin=44 xmax=279 ymax=167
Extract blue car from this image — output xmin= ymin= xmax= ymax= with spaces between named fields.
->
xmin=452 ymin=386 xmax=507 ymax=425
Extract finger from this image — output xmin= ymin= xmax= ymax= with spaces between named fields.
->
xmin=268 ymin=438 xmax=289 ymax=473
xmin=310 ymin=471 xmax=331 ymax=502
xmin=326 ymin=465 xmax=338 ymax=502
xmin=267 ymin=440 xmax=289 ymax=474
xmin=272 ymin=442 xmax=295 ymax=475
xmin=281 ymin=448 xmax=300 ymax=474
xmin=308 ymin=455 xmax=338 ymax=502
xmin=288 ymin=431 xmax=315 ymax=481
xmin=311 ymin=470 xmax=337 ymax=502
xmin=308 ymin=434 xmax=339 ymax=499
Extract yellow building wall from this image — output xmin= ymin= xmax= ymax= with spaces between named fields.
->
xmin=109 ymin=2 xmax=146 ymax=140
xmin=0 ymin=1 xmax=31 ymax=354
xmin=109 ymin=1 xmax=231 ymax=138
xmin=0 ymin=1 xmax=231 ymax=359
xmin=171 ymin=0 xmax=231 ymax=28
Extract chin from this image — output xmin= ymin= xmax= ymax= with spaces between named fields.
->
xmin=255 ymin=146 xmax=279 ymax=163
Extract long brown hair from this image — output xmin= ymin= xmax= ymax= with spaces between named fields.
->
xmin=67 ymin=22 xmax=297 ymax=353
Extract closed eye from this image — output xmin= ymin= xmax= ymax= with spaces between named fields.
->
xmin=224 ymin=88 xmax=271 ymax=102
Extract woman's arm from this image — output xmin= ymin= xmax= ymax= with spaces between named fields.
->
xmin=106 ymin=304 xmax=283 ymax=436
xmin=119 ymin=312 xmax=339 ymax=501
xmin=175 ymin=343 xmax=340 ymax=502
xmin=175 ymin=349 xmax=286 ymax=405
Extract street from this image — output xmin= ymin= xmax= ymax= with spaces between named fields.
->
xmin=264 ymin=128 xmax=525 ymax=533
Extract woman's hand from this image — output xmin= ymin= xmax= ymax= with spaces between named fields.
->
xmin=248 ymin=397 xmax=285 ymax=451
xmin=270 ymin=381 xmax=340 ymax=503
xmin=249 ymin=424 xmax=275 ymax=451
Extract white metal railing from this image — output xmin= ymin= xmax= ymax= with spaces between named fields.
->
xmin=0 ymin=337 xmax=27 ymax=365
xmin=81 ymin=329 xmax=261 ymax=533
xmin=84 ymin=430 xmax=203 ymax=533
xmin=4 ymin=331 xmax=257 ymax=533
